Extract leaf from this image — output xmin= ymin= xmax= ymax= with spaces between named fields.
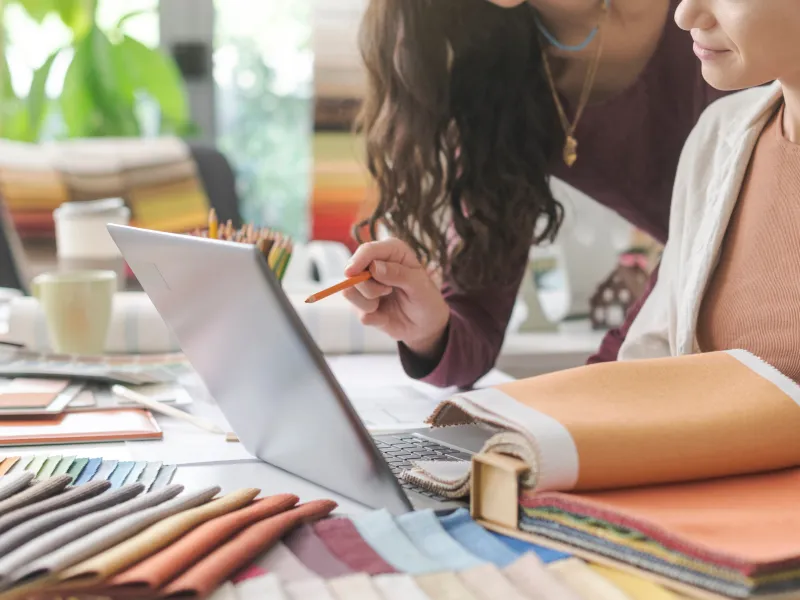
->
xmin=13 ymin=0 xmax=54 ymax=23
xmin=114 ymin=8 xmax=153 ymax=31
xmin=26 ymin=50 xmax=59 ymax=140
xmin=115 ymin=35 xmax=190 ymax=129
xmin=60 ymin=44 xmax=97 ymax=136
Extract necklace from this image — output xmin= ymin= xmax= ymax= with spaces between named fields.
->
xmin=539 ymin=2 xmax=609 ymax=167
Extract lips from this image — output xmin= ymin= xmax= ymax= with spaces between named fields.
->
xmin=692 ymin=41 xmax=730 ymax=60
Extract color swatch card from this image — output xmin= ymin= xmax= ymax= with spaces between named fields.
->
xmin=0 ymin=378 xmax=83 ymax=415
xmin=0 ymin=408 xmax=163 ymax=446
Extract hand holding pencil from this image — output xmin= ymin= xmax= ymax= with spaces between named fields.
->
xmin=311 ymin=238 xmax=451 ymax=359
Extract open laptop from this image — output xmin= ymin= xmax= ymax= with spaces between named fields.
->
xmin=108 ymin=225 xmax=491 ymax=513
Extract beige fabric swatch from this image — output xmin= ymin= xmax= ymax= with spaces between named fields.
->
xmin=285 ymin=578 xmax=337 ymax=600
xmin=235 ymin=574 xmax=287 ymax=600
xmin=256 ymin=541 xmax=320 ymax=582
xmin=415 ymin=572 xmax=480 ymax=600
xmin=458 ymin=563 xmax=531 ymax=600
xmin=372 ymin=574 xmax=432 ymax=600
xmin=57 ymin=487 xmax=259 ymax=587
xmin=503 ymin=554 xmax=582 ymax=600
xmin=328 ymin=573 xmax=384 ymax=600
xmin=549 ymin=558 xmax=632 ymax=600
xmin=208 ymin=581 xmax=241 ymax=600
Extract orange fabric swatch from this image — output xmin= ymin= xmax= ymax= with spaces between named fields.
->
xmin=160 ymin=499 xmax=338 ymax=599
xmin=0 ymin=457 xmax=19 ymax=476
xmin=109 ymin=494 xmax=299 ymax=595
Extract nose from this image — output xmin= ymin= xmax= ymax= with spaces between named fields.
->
xmin=675 ymin=0 xmax=716 ymax=32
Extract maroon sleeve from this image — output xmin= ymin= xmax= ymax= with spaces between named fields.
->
xmin=398 ymin=253 xmax=528 ymax=390
xmin=587 ymin=262 xmax=660 ymax=364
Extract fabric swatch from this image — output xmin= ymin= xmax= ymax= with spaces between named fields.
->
xmin=415 ymin=572 xmax=480 ymax=600
xmin=0 ymin=483 xmax=177 ymax=588
xmin=235 ymin=574 xmax=287 ymax=600
xmin=66 ymin=458 xmax=89 ymax=483
xmin=36 ymin=455 xmax=61 ymax=479
xmin=397 ymin=509 xmax=483 ymax=571
xmin=0 ymin=474 xmax=70 ymax=518
xmin=590 ymin=564 xmax=682 ymax=600
xmin=0 ymin=472 xmax=34 ymax=502
xmin=124 ymin=461 xmax=147 ymax=486
xmin=351 ymin=510 xmax=440 ymax=575
xmin=372 ymin=574 xmax=432 ymax=600
xmin=52 ymin=456 xmax=75 ymax=478
xmin=11 ymin=456 xmax=32 ymax=473
xmin=0 ymin=457 xmax=20 ymax=476
xmin=328 ymin=573 xmax=383 ymax=600
xmin=549 ymin=557 xmax=632 ymax=600
xmin=438 ymin=509 xmax=519 ymax=568
xmin=503 ymin=554 xmax=582 ymax=600
xmin=256 ymin=542 xmax=320 ymax=583
xmin=110 ymin=494 xmax=299 ymax=594
xmin=314 ymin=518 xmax=396 ymax=576
xmin=13 ymin=485 xmax=217 ymax=584
xmin=160 ymin=499 xmax=337 ymax=599
xmin=25 ymin=455 xmax=47 ymax=476
xmin=490 ymin=531 xmax=571 ymax=564
xmin=138 ymin=461 xmax=163 ymax=492
xmin=232 ymin=565 xmax=268 ymax=584
xmin=0 ymin=483 xmax=143 ymax=559
xmin=285 ymin=578 xmax=337 ymax=600
xmin=150 ymin=464 xmax=177 ymax=491
xmin=458 ymin=564 xmax=529 ymax=600
xmin=93 ymin=459 xmax=119 ymax=482
xmin=58 ymin=487 xmax=257 ymax=586
xmin=283 ymin=524 xmax=353 ymax=579
xmin=73 ymin=457 xmax=101 ymax=486
xmin=0 ymin=480 xmax=109 ymax=537
xmin=208 ymin=581 xmax=241 ymax=600
xmin=108 ymin=461 xmax=135 ymax=490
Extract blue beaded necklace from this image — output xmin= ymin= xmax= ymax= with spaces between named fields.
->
xmin=534 ymin=0 xmax=612 ymax=52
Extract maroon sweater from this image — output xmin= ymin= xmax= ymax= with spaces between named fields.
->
xmin=400 ymin=0 xmax=729 ymax=388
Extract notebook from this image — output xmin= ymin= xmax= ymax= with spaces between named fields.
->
xmin=0 ymin=408 xmax=163 ymax=446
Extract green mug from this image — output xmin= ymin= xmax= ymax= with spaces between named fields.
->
xmin=31 ymin=270 xmax=117 ymax=356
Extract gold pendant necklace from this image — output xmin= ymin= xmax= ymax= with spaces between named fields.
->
xmin=540 ymin=3 xmax=608 ymax=167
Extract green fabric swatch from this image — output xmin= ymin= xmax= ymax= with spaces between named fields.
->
xmin=25 ymin=455 xmax=47 ymax=476
xmin=52 ymin=456 xmax=75 ymax=478
xmin=66 ymin=458 xmax=90 ymax=484
xmin=36 ymin=456 xmax=62 ymax=479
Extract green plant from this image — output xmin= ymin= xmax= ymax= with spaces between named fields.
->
xmin=0 ymin=0 xmax=195 ymax=141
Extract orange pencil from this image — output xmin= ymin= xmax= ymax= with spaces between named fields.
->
xmin=305 ymin=272 xmax=372 ymax=304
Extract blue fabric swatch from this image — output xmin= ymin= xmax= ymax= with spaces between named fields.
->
xmin=149 ymin=464 xmax=177 ymax=491
xmin=92 ymin=460 xmax=119 ymax=482
xmin=73 ymin=458 xmax=102 ymax=486
xmin=397 ymin=509 xmax=484 ymax=571
xmin=352 ymin=509 xmax=441 ymax=574
xmin=108 ymin=461 xmax=135 ymax=490
xmin=490 ymin=530 xmax=571 ymax=564
xmin=438 ymin=508 xmax=519 ymax=567
xmin=124 ymin=461 xmax=148 ymax=486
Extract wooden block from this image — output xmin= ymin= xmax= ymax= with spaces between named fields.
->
xmin=470 ymin=452 xmax=529 ymax=530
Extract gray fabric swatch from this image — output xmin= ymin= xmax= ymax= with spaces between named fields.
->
xmin=0 ymin=484 xmax=144 ymax=559
xmin=0 ymin=480 xmax=110 ymax=537
xmin=137 ymin=461 xmax=162 ymax=492
xmin=0 ymin=472 xmax=34 ymax=502
xmin=12 ymin=485 xmax=219 ymax=586
xmin=149 ymin=464 xmax=177 ymax=491
xmin=92 ymin=459 xmax=119 ymax=482
xmin=0 ymin=475 xmax=70 ymax=518
xmin=0 ymin=483 xmax=179 ymax=587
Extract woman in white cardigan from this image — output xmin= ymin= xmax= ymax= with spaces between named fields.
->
xmin=619 ymin=0 xmax=800 ymax=380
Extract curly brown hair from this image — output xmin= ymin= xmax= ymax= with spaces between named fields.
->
xmin=354 ymin=0 xmax=562 ymax=292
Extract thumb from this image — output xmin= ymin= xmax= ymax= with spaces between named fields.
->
xmin=369 ymin=260 xmax=423 ymax=293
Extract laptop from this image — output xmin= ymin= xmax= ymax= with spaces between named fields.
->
xmin=107 ymin=225 xmax=491 ymax=513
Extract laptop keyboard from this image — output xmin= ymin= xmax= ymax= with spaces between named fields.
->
xmin=373 ymin=434 xmax=472 ymax=500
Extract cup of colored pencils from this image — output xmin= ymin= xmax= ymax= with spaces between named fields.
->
xmin=189 ymin=209 xmax=293 ymax=284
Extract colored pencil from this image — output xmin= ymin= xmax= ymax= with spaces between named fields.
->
xmin=208 ymin=209 xmax=218 ymax=239
xmin=305 ymin=271 xmax=372 ymax=304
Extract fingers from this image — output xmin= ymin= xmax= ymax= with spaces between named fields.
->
xmin=368 ymin=260 xmax=422 ymax=293
xmin=344 ymin=239 xmax=421 ymax=277
xmin=342 ymin=287 xmax=380 ymax=314
xmin=354 ymin=279 xmax=392 ymax=300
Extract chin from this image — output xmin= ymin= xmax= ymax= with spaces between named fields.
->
xmin=700 ymin=66 xmax=751 ymax=92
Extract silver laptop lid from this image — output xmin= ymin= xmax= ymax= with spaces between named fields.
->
xmin=108 ymin=224 xmax=412 ymax=514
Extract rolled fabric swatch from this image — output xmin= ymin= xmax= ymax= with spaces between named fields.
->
xmin=285 ymin=578 xmax=337 ymax=600
xmin=438 ymin=509 xmax=519 ymax=568
xmin=0 ymin=472 xmax=34 ymax=502
xmin=161 ymin=499 xmax=337 ymax=599
xmin=396 ymin=509 xmax=484 ymax=571
xmin=12 ymin=485 xmax=218 ymax=586
xmin=313 ymin=518 xmax=396 ymax=575
xmin=109 ymin=494 xmax=299 ymax=594
xmin=457 ymin=564 xmax=530 ymax=600
xmin=0 ymin=483 xmax=143 ymax=558
xmin=58 ymin=487 xmax=259 ymax=587
xmin=283 ymin=524 xmax=353 ymax=579
xmin=0 ymin=483 xmax=177 ymax=588
xmin=0 ymin=474 xmax=71 ymax=518
xmin=548 ymin=558 xmax=631 ymax=600
xmin=351 ymin=510 xmax=440 ymax=575
xmin=415 ymin=572 xmax=480 ymax=600
xmin=502 ymin=554 xmax=583 ymax=600
xmin=0 ymin=480 xmax=109 ymax=537
xmin=257 ymin=542 xmax=320 ymax=583
xmin=372 ymin=574 xmax=432 ymax=600
xmin=327 ymin=573 xmax=383 ymax=600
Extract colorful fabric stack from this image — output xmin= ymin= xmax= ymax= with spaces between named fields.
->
xmin=0 ymin=137 xmax=210 ymax=238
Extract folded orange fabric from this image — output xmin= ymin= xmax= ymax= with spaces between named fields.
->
xmin=160 ymin=499 xmax=338 ymax=599
xmin=109 ymin=494 xmax=298 ymax=595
